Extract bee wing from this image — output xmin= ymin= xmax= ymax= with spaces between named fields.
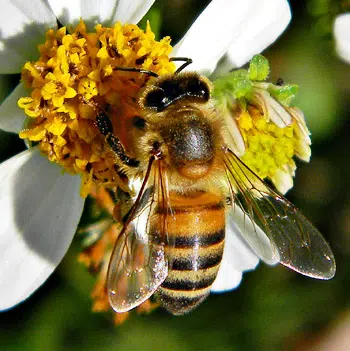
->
xmin=211 ymin=218 xmax=260 ymax=292
xmin=107 ymin=158 xmax=169 ymax=313
xmin=226 ymin=204 xmax=279 ymax=265
xmin=223 ymin=148 xmax=336 ymax=279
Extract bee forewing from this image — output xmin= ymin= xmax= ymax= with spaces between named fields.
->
xmin=226 ymin=206 xmax=279 ymax=265
xmin=253 ymin=195 xmax=336 ymax=279
xmin=224 ymin=149 xmax=336 ymax=280
xmin=107 ymin=158 xmax=169 ymax=313
xmin=107 ymin=223 xmax=168 ymax=313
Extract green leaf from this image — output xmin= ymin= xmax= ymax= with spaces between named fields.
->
xmin=248 ymin=55 xmax=270 ymax=81
xmin=269 ymin=84 xmax=299 ymax=106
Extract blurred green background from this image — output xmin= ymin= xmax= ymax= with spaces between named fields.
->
xmin=0 ymin=1 xmax=349 ymax=350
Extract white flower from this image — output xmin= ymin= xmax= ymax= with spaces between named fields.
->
xmin=0 ymin=0 xmax=291 ymax=310
xmin=334 ymin=13 xmax=350 ymax=64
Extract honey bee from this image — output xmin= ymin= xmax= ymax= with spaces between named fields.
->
xmin=95 ymin=58 xmax=336 ymax=315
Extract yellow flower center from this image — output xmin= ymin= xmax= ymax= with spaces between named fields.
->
xmin=237 ymin=106 xmax=297 ymax=181
xmin=18 ymin=20 xmax=176 ymax=197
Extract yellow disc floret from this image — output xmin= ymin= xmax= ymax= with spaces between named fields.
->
xmin=237 ymin=105 xmax=297 ymax=183
xmin=18 ymin=20 xmax=176 ymax=196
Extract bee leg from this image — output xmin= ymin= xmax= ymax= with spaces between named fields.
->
xmin=113 ymin=66 xmax=158 ymax=78
xmin=96 ymin=112 xmax=140 ymax=168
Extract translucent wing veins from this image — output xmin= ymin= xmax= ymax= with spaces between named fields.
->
xmin=107 ymin=157 xmax=169 ymax=312
xmin=223 ymin=148 xmax=336 ymax=280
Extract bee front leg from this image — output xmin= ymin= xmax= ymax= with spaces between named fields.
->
xmin=96 ymin=112 xmax=140 ymax=168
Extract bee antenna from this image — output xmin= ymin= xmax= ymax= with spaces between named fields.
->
xmin=170 ymin=57 xmax=193 ymax=74
xmin=113 ymin=66 xmax=158 ymax=78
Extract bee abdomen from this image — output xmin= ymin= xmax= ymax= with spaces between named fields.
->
xmin=157 ymin=238 xmax=224 ymax=315
xmin=156 ymin=288 xmax=210 ymax=316
xmin=154 ymin=191 xmax=225 ymax=315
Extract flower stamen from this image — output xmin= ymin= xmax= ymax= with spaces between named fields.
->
xmin=18 ymin=19 xmax=176 ymax=196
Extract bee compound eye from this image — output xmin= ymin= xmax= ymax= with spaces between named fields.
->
xmin=198 ymin=81 xmax=210 ymax=100
xmin=186 ymin=77 xmax=200 ymax=91
xmin=161 ymin=80 xmax=182 ymax=100
xmin=187 ymin=78 xmax=210 ymax=100
xmin=144 ymin=88 xmax=167 ymax=110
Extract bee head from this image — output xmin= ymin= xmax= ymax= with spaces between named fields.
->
xmin=140 ymin=72 xmax=211 ymax=112
xmin=137 ymin=72 xmax=217 ymax=180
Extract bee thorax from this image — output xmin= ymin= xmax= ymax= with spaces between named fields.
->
xmin=162 ymin=117 xmax=214 ymax=179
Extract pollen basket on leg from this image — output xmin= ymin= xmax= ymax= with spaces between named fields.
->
xmin=17 ymin=20 xmax=176 ymax=196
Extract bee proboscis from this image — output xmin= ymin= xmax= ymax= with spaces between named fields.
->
xmin=95 ymin=58 xmax=336 ymax=315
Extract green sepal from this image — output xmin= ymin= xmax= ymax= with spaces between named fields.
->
xmin=213 ymin=69 xmax=253 ymax=102
xmin=248 ymin=55 xmax=270 ymax=81
xmin=237 ymin=97 xmax=247 ymax=111
xmin=269 ymin=84 xmax=299 ymax=106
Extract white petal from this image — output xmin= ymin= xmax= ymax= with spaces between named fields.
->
xmin=287 ymin=107 xmax=311 ymax=145
xmin=0 ymin=83 xmax=28 ymax=134
xmin=266 ymin=94 xmax=292 ymax=127
xmin=228 ymin=206 xmax=279 ymax=265
xmin=48 ymin=0 xmax=154 ymax=28
xmin=334 ymin=14 xmax=350 ymax=64
xmin=0 ymin=0 xmax=57 ymax=74
xmin=295 ymin=140 xmax=311 ymax=163
xmin=210 ymin=264 xmax=242 ymax=293
xmin=173 ymin=0 xmax=260 ymax=75
xmin=214 ymin=0 xmax=291 ymax=75
xmin=0 ymin=149 xmax=84 ymax=310
xmin=211 ymin=215 xmax=260 ymax=293
xmin=286 ymin=159 xmax=296 ymax=176
xmin=293 ymin=113 xmax=312 ymax=163
xmin=104 ymin=0 xmax=155 ymax=25
xmin=48 ymin=0 xmax=96 ymax=28
xmin=271 ymin=168 xmax=293 ymax=194
xmin=252 ymin=90 xmax=292 ymax=128
xmin=222 ymin=108 xmax=246 ymax=156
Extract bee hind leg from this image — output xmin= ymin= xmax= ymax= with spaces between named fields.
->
xmin=96 ymin=112 xmax=140 ymax=168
